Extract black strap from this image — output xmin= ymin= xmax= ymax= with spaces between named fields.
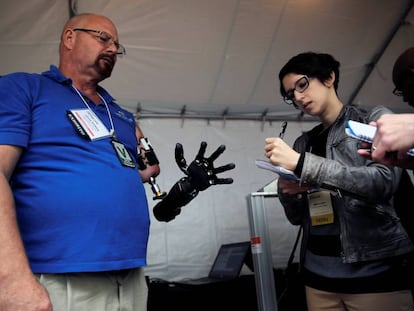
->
xmin=287 ymin=225 xmax=303 ymax=267
xmin=278 ymin=225 xmax=303 ymax=306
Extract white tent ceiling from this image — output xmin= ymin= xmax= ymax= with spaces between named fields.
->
xmin=1 ymin=0 xmax=414 ymax=122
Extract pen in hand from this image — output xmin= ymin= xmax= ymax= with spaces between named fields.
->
xmin=279 ymin=121 xmax=288 ymax=139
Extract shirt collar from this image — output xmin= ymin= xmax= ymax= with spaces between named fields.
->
xmin=42 ymin=65 xmax=116 ymax=104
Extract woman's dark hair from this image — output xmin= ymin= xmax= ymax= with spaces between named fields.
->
xmin=278 ymin=52 xmax=340 ymax=98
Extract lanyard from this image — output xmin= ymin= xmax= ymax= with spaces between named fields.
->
xmin=71 ymin=86 xmax=116 ymax=138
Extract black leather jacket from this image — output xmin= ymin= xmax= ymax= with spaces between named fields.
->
xmin=278 ymin=105 xmax=414 ymax=264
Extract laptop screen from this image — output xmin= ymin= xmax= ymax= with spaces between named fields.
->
xmin=208 ymin=241 xmax=251 ymax=279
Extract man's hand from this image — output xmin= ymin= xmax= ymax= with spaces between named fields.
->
xmin=175 ymin=141 xmax=235 ymax=191
xmin=0 ymin=275 xmax=52 ymax=311
xmin=357 ymin=115 xmax=414 ymax=169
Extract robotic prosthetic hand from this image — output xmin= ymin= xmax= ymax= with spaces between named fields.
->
xmin=153 ymin=141 xmax=236 ymax=222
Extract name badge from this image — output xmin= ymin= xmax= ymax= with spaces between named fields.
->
xmin=307 ymin=190 xmax=334 ymax=226
xmin=67 ymin=109 xmax=111 ymax=140
xmin=111 ymin=140 xmax=136 ymax=168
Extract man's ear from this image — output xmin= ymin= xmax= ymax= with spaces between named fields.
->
xmin=324 ymin=71 xmax=335 ymax=88
xmin=62 ymin=29 xmax=75 ymax=50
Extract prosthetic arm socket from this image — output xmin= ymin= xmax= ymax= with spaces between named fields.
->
xmin=137 ymin=137 xmax=159 ymax=170
xmin=153 ymin=177 xmax=199 ymax=222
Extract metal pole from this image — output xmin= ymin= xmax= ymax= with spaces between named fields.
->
xmin=247 ymin=191 xmax=278 ymax=311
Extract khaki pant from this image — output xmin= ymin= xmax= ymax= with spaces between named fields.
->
xmin=306 ymin=286 xmax=414 ymax=311
xmin=36 ymin=268 xmax=147 ymax=311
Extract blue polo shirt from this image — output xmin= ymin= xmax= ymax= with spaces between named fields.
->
xmin=0 ymin=65 xmax=150 ymax=273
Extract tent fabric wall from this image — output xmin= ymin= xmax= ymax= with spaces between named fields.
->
xmin=140 ymin=118 xmax=316 ymax=281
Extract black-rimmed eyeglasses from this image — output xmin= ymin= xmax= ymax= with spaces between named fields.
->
xmin=283 ymin=75 xmax=310 ymax=106
xmin=392 ymin=87 xmax=403 ymax=97
xmin=73 ymin=28 xmax=126 ymax=56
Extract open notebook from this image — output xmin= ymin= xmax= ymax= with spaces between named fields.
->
xmin=255 ymin=159 xmax=299 ymax=181
xmin=175 ymin=241 xmax=252 ymax=285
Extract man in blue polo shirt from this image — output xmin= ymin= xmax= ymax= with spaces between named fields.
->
xmin=0 ymin=13 xmax=234 ymax=311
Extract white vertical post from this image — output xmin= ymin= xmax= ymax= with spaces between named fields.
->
xmin=247 ymin=191 xmax=278 ymax=311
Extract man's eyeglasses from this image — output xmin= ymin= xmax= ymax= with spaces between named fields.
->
xmin=392 ymin=87 xmax=403 ymax=97
xmin=73 ymin=28 xmax=126 ymax=56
